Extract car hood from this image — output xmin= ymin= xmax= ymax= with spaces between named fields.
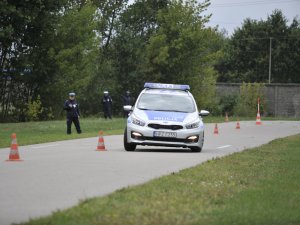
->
xmin=134 ymin=109 xmax=199 ymax=124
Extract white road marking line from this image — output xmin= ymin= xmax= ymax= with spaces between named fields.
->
xmin=32 ymin=144 xmax=59 ymax=149
xmin=216 ymin=145 xmax=232 ymax=149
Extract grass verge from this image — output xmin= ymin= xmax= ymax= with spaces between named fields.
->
xmin=0 ymin=118 xmax=127 ymax=148
xmin=20 ymin=134 xmax=300 ymax=225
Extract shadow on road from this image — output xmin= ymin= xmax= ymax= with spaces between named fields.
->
xmin=135 ymin=148 xmax=197 ymax=153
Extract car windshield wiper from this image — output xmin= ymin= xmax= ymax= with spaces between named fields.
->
xmin=171 ymin=110 xmax=189 ymax=113
xmin=173 ymin=110 xmax=189 ymax=113
xmin=138 ymin=108 xmax=188 ymax=113
xmin=155 ymin=109 xmax=188 ymax=113
xmin=138 ymin=108 xmax=151 ymax=110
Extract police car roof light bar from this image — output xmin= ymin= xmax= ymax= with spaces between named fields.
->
xmin=144 ymin=83 xmax=190 ymax=91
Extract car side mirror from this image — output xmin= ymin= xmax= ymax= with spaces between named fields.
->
xmin=123 ymin=105 xmax=133 ymax=111
xmin=199 ymin=110 xmax=210 ymax=116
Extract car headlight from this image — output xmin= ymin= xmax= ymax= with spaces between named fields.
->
xmin=131 ymin=114 xmax=146 ymax=127
xmin=186 ymin=120 xmax=200 ymax=129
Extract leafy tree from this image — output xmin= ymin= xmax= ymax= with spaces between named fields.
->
xmin=93 ymin=0 xmax=128 ymax=49
xmin=105 ymin=0 xmax=170 ymax=114
xmin=0 ymin=0 xmax=68 ymax=121
xmin=145 ymin=0 xmax=222 ymax=108
xmin=49 ymin=1 xmax=101 ymax=116
xmin=0 ymin=0 xmax=226 ymax=120
xmin=216 ymin=10 xmax=300 ymax=83
xmin=119 ymin=0 xmax=169 ymax=41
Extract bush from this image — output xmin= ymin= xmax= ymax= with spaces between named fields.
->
xmin=192 ymin=67 xmax=218 ymax=113
xmin=26 ymin=95 xmax=43 ymax=121
xmin=219 ymin=94 xmax=238 ymax=116
xmin=26 ymin=95 xmax=54 ymax=121
xmin=234 ymin=83 xmax=265 ymax=117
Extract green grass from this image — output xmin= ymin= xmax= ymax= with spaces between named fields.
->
xmin=19 ymin=134 xmax=300 ymax=225
xmin=0 ymin=116 xmax=299 ymax=148
xmin=0 ymin=118 xmax=127 ymax=148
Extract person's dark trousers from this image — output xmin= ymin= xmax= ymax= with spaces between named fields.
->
xmin=104 ymin=109 xmax=112 ymax=119
xmin=67 ymin=117 xmax=82 ymax=134
xmin=104 ymin=113 xmax=112 ymax=119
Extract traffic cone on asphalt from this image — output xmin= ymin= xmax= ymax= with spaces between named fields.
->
xmin=213 ymin=124 xmax=219 ymax=134
xmin=236 ymin=121 xmax=241 ymax=129
xmin=225 ymin=112 xmax=229 ymax=122
xmin=256 ymin=97 xmax=262 ymax=125
xmin=256 ymin=112 xmax=262 ymax=125
xmin=96 ymin=131 xmax=106 ymax=151
xmin=6 ymin=133 xmax=23 ymax=162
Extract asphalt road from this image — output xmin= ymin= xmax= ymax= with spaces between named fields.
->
xmin=0 ymin=121 xmax=299 ymax=225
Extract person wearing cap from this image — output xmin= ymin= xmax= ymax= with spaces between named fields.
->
xmin=122 ymin=90 xmax=133 ymax=118
xmin=63 ymin=92 xmax=82 ymax=134
xmin=102 ymin=91 xmax=113 ymax=119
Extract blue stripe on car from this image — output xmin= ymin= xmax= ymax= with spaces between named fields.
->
xmin=145 ymin=111 xmax=187 ymax=122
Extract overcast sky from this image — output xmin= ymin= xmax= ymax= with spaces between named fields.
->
xmin=204 ymin=0 xmax=300 ymax=35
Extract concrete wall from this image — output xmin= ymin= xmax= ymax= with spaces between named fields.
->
xmin=216 ymin=83 xmax=300 ymax=117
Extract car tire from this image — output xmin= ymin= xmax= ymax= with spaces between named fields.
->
xmin=190 ymin=146 xmax=202 ymax=152
xmin=124 ymin=128 xmax=136 ymax=151
xmin=190 ymin=132 xmax=204 ymax=152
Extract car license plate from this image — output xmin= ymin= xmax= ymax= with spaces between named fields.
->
xmin=153 ymin=131 xmax=177 ymax=138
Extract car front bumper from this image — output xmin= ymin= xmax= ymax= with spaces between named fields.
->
xmin=126 ymin=123 xmax=204 ymax=149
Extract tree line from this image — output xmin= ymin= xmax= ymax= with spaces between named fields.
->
xmin=0 ymin=0 xmax=299 ymax=122
xmin=216 ymin=10 xmax=300 ymax=83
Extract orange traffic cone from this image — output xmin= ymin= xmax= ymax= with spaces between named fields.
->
xmin=236 ymin=121 xmax=241 ymax=129
xmin=213 ymin=123 xmax=219 ymax=134
xmin=256 ymin=97 xmax=262 ymax=125
xmin=96 ymin=131 xmax=106 ymax=151
xmin=256 ymin=112 xmax=262 ymax=125
xmin=225 ymin=112 xmax=229 ymax=122
xmin=6 ymin=133 xmax=23 ymax=162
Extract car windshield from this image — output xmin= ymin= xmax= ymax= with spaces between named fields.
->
xmin=137 ymin=93 xmax=195 ymax=113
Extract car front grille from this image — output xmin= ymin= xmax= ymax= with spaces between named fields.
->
xmin=143 ymin=136 xmax=185 ymax=143
xmin=148 ymin=123 xmax=183 ymax=130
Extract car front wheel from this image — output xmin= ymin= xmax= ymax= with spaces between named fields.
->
xmin=190 ymin=132 xmax=204 ymax=152
xmin=124 ymin=128 xmax=136 ymax=151
xmin=190 ymin=146 xmax=202 ymax=152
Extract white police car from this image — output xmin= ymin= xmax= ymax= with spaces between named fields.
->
xmin=123 ymin=83 xmax=209 ymax=152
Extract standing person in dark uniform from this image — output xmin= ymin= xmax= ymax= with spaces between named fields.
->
xmin=63 ymin=92 xmax=82 ymax=134
xmin=102 ymin=91 xmax=112 ymax=119
xmin=122 ymin=90 xmax=133 ymax=118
